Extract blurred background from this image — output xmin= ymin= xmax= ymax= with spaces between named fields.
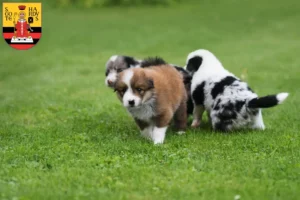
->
xmin=34 ymin=0 xmax=183 ymax=7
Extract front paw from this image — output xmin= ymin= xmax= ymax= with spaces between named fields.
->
xmin=191 ymin=120 xmax=200 ymax=128
xmin=153 ymin=139 xmax=164 ymax=145
xmin=177 ymin=131 xmax=186 ymax=135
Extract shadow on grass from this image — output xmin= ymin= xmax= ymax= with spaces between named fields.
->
xmin=70 ymin=106 xmax=266 ymax=147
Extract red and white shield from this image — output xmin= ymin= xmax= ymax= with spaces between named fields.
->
xmin=2 ymin=2 xmax=42 ymax=50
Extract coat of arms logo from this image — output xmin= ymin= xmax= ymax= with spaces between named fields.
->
xmin=2 ymin=2 xmax=42 ymax=50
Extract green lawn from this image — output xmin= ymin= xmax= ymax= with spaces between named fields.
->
xmin=1 ymin=1 xmax=300 ymax=199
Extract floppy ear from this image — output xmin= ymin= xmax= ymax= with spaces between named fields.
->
xmin=147 ymin=78 xmax=154 ymax=89
xmin=186 ymin=56 xmax=203 ymax=73
xmin=124 ymin=56 xmax=139 ymax=68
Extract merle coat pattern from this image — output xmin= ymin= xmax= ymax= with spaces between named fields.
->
xmin=186 ymin=49 xmax=289 ymax=132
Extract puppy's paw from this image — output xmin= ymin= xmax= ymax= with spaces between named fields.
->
xmin=252 ymin=123 xmax=265 ymax=130
xmin=177 ymin=131 xmax=186 ymax=135
xmin=153 ymin=140 xmax=164 ymax=145
xmin=191 ymin=120 xmax=200 ymax=128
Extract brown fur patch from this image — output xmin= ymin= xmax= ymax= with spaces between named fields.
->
xmin=131 ymin=65 xmax=187 ymax=129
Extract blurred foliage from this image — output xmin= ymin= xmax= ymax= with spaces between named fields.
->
xmin=13 ymin=0 xmax=183 ymax=8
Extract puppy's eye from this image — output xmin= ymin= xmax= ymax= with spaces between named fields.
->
xmin=136 ymin=88 xmax=143 ymax=92
xmin=116 ymin=69 xmax=123 ymax=73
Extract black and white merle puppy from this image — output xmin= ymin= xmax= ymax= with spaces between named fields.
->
xmin=105 ymin=55 xmax=141 ymax=87
xmin=186 ymin=49 xmax=289 ymax=132
xmin=105 ymin=55 xmax=194 ymax=114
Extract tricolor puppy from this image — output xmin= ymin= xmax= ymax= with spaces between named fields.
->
xmin=114 ymin=58 xmax=187 ymax=144
xmin=186 ymin=49 xmax=289 ymax=132
xmin=105 ymin=55 xmax=141 ymax=88
xmin=105 ymin=54 xmax=194 ymax=114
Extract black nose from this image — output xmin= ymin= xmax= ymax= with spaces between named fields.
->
xmin=128 ymin=100 xmax=135 ymax=106
xmin=107 ymin=80 xmax=113 ymax=86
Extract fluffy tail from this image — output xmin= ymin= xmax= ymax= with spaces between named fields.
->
xmin=248 ymin=93 xmax=289 ymax=108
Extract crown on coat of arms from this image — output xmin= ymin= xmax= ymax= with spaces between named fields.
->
xmin=18 ymin=5 xmax=26 ymax=10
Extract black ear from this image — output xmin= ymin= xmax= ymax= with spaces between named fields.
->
xmin=123 ymin=56 xmax=138 ymax=68
xmin=186 ymin=56 xmax=203 ymax=73
xmin=148 ymin=79 xmax=154 ymax=89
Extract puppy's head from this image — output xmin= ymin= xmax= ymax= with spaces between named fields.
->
xmin=114 ymin=69 xmax=154 ymax=108
xmin=105 ymin=55 xmax=140 ymax=88
xmin=185 ymin=49 xmax=224 ymax=76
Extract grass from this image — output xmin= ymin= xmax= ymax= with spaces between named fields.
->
xmin=1 ymin=0 xmax=300 ymax=199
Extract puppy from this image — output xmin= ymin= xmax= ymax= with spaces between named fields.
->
xmin=114 ymin=58 xmax=187 ymax=144
xmin=186 ymin=49 xmax=289 ymax=132
xmin=105 ymin=55 xmax=193 ymax=114
xmin=105 ymin=55 xmax=141 ymax=87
